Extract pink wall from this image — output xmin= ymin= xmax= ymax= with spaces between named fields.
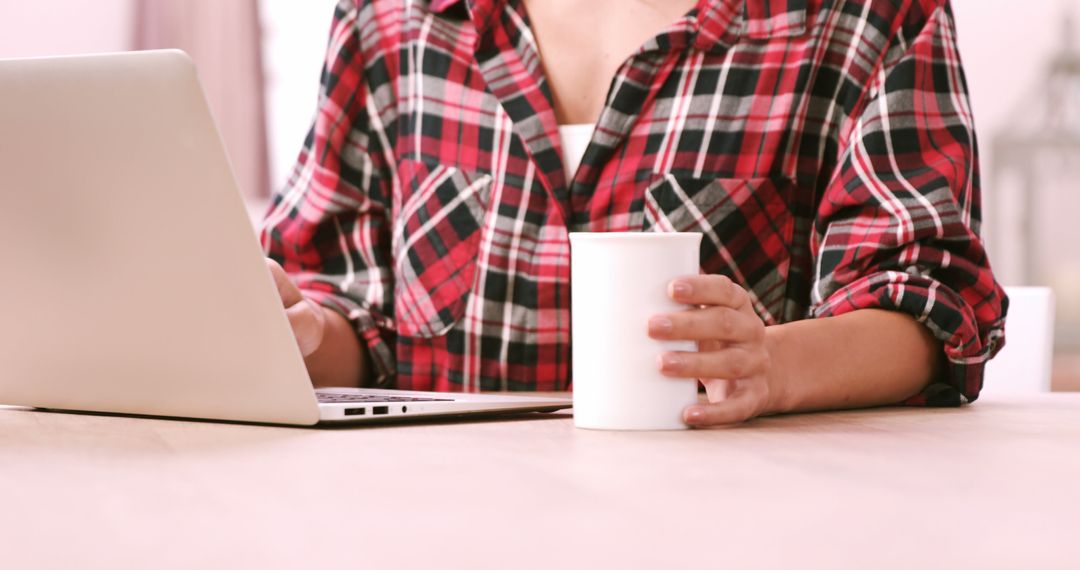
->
xmin=0 ymin=0 xmax=134 ymax=58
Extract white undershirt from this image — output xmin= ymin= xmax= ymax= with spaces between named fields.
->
xmin=558 ymin=123 xmax=594 ymax=179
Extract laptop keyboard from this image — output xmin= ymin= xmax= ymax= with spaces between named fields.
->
xmin=316 ymin=392 xmax=455 ymax=404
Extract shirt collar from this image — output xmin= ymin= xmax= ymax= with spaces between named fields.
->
xmin=431 ymin=0 xmax=497 ymax=33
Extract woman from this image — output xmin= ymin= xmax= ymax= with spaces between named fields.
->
xmin=261 ymin=0 xmax=1007 ymax=426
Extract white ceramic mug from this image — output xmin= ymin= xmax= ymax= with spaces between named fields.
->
xmin=569 ymin=232 xmax=702 ymax=430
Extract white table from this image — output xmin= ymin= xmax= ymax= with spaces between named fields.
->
xmin=2 ymin=394 xmax=1079 ymax=569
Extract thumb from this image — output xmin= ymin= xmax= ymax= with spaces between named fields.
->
xmin=265 ymin=258 xmax=303 ymax=307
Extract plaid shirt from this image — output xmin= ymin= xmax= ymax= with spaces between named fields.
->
xmin=262 ymin=0 xmax=1007 ymax=405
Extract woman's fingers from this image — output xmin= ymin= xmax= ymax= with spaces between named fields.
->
xmin=265 ymin=258 xmax=303 ymax=307
xmin=267 ymin=258 xmax=326 ymax=356
xmin=285 ymin=298 xmax=327 ymax=357
xmin=650 ymin=274 xmax=774 ymax=426
xmin=683 ymin=379 xmax=769 ymax=426
xmin=668 ymin=274 xmax=750 ymax=311
xmin=657 ymin=345 xmax=769 ymax=380
xmin=649 ymin=305 xmax=764 ymax=343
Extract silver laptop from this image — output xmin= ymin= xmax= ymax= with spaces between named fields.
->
xmin=0 ymin=50 xmax=571 ymax=425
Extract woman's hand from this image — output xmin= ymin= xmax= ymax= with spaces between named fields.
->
xmin=266 ymin=258 xmax=327 ymax=357
xmin=647 ymin=275 xmax=775 ymax=427
xmin=265 ymin=258 xmax=367 ymax=388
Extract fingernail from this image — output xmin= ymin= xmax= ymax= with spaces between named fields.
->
xmin=648 ymin=317 xmax=673 ymax=335
xmin=671 ymin=281 xmax=692 ymax=299
xmin=685 ymin=408 xmax=704 ymax=424
xmin=659 ymin=353 xmax=682 ymax=371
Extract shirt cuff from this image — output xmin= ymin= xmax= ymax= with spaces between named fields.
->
xmin=301 ymin=289 xmax=397 ymax=388
xmin=812 ymin=271 xmax=1006 ymax=406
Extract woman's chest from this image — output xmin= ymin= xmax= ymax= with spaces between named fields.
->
xmin=388 ymin=31 xmax=831 ymax=329
xmin=391 ymin=43 xmax=827 ymax=219
xmin=519 ymin=0 xmax=699 ymax=125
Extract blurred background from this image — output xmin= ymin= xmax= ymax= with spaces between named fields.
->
xmin=1 ymin=0 xmax=1077 ymax=389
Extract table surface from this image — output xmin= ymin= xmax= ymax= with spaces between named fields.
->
xmin=2 ymin=394 xmax=1079 ymax=569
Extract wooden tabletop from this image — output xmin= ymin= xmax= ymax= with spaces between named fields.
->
xmin=2 ymin=394 xmax=1079 ymax=569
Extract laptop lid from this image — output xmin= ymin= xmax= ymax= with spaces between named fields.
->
xmin=0 ymin=51 xmax=321 ymax=425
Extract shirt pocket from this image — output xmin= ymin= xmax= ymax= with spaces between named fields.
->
xmin=393 ymin=161 xmax=492 ymax=338
xmin=643 ymin=175 xmax=796 ymax=324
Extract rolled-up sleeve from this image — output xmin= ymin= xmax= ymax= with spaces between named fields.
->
xmin=811 ymin=1 xmax=1007 ymax=405
xmin=260 ymin=0 xmax=396 ymax=385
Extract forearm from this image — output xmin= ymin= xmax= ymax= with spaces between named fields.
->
xmin=304 ymin=307 xmax=368 ymax=389
xmin=764 ymin=309 xmax=945 ymax=414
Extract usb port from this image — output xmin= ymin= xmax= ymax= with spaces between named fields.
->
xmin=344 ymin=408 xmax=365 ymax=416
xmin=372 ymin=406 xmax=389 ymax=415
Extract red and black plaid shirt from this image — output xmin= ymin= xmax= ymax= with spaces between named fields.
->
xmin=262 ymin=0 xmax=1007 ymax=405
